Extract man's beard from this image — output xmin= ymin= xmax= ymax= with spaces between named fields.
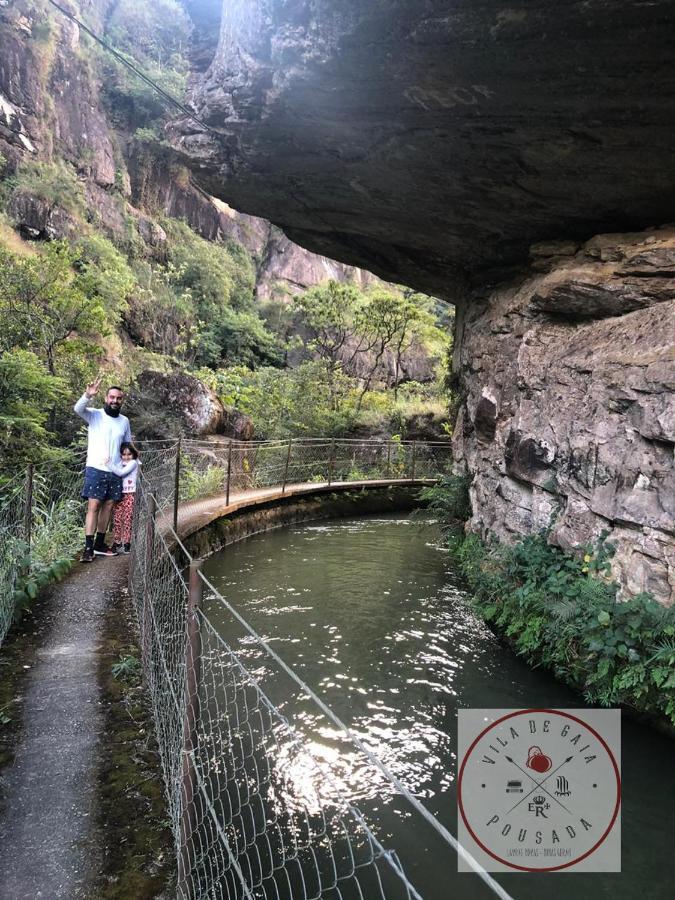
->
xmin=104 ymin=404 xmax=121 ymax=417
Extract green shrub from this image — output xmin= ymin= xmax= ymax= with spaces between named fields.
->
xmin=451 ymin=531 xmax=675 ymax=727
xmin=3 ymin=160 xmax=85 ymax=215
xmin=112 ymin=654 xmax=141 ymax=680
xmin=10 ymin=538 xmax=74 ymax=624
xmin=178 ymin=456 xmax=225 ymax=501
xmin=74 ymin=233 xmax=137 ymax=325
xmin=418 ymin=473 xmax=470 ymax=524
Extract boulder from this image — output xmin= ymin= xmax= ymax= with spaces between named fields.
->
xmin=128 ymin=370 xmax=253 ymax=440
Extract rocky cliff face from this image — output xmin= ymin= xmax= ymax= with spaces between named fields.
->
xmin=176 ymin=0 xmax=675 ymax=298
xmin=175 ymin=0 xmax=675 ymax=602
xmin=0 ymin=0 xmax=375 ymax=300
xmin=453 ymin=230 xmax=675 ymax=604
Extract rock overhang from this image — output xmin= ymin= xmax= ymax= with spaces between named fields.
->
xmin=173 ymin=0 xmax=675 ymax=298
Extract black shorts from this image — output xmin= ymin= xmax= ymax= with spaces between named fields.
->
xmin=81 ymin=467 xmax=123 ymax=502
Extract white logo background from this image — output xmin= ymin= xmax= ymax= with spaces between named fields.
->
xmin=458 ymin=708 xmax=621 ymax=873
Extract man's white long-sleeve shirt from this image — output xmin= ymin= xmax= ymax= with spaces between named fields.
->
xmin=74 ymin=394 xmax=132 ymax=472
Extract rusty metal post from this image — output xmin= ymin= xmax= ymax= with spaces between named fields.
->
xmin=23 ymin=463 xmax=34 ymax=550
xmin=178 ymin=559 xmax=203 ymax=891
xmin=282 ymin=439 xmax=293 ymax=495
xmin=226 ymin=439 xmax=233 ymax=506
xmin=410 ymin=440 xmax=417 ymax=482
xmin=142 ymin=493 xmax=157 ymax=678
xmin=172 ymin=436 xmax=182 ymax=533
xmin=327 ymin=439 xmax=336 ymax=486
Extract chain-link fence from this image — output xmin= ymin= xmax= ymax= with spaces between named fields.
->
xmin=0 ymin=437 xmax=450 ymax=651
xmin=128 ymin=464 xmax=510 ymax=900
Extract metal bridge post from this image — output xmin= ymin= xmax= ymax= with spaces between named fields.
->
xmin=282 ymin=438 xmax=293 ymax=495
xmin=172 ymin=436 xmax=182 ymax=533
xmin=23 ymin=463 xmax=34 ymax=550
xmin=410 ymin=440 xmax=417 ymax=482
xmin=226 ymin=439 xmax=233 ymax=506
xmin=142 ymin=493 xmax=157 ymax=682
xmin=327 ymin=439 xmax=336 ymax=486
xmin=179 ymin=559 xmax=203 ymax=893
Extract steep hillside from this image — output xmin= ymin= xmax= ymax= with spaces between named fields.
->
xmin=0 ymin=0 xmax=377 ymax=301
xmin=0 ymin=0 xmax=449 ymax=450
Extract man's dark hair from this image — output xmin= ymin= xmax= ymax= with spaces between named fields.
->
xmin=107 ymin=385 xmax=124 ymax=394
xmin=120 ymin=442 xmax=139 ymax=459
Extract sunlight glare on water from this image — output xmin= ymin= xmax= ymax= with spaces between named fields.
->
xmin=203 ymin=513 xmax=674 ymax=900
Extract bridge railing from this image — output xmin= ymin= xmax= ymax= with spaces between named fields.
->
xmin=169 ymin=437 xmax=452 ymax=527
xmin=0 ymin=437 xmax=451 ymax=650
xmin=128 ymin=460 xmax=508 ymax=900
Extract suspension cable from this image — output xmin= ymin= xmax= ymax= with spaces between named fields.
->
xmin=44 ymin=0 xmax=217 ymax=135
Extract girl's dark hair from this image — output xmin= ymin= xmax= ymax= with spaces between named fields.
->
xmin=120 ymin=441 xmax=139 ymax=459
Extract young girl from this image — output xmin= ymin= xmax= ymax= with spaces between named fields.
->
xmin=109 ymin=442 xmax=140 ymax=553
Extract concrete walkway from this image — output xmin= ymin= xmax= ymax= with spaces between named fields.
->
xmin=173 ymin=477 xmax=434 ymax=541
xmin=0 ymin=556 xmax=127 ymax=899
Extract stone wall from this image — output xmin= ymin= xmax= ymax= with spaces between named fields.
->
xmin=453 ymin=228 xmax=675 ymax=604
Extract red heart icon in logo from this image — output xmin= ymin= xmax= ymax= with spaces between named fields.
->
xmin=526 ymin=745 xmax=552 ymax=773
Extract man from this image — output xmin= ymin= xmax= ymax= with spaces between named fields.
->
xmin=74 ymin=376 xmax=132 ymax=562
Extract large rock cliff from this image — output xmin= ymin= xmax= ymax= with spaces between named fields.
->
xmin=453 ymin=230 xmax=674 ymax=604
xmin=174 ymin=0 xmax=675 ymax=602
xmin=175 ymin=0 xmax=675 ymax=297
xmin=0 ymin=0 xmax=375 ymax=300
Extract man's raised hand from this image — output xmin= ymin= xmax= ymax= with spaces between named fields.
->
xmin=86 ymin=374 xmax=103 ymax=398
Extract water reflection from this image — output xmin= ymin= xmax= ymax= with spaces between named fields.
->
xmin=203 ymin=514 xmax=675 ymax=900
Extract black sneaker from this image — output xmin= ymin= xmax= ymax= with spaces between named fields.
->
xmin=81 ymin=547 xmax=95 ymax=563
xmin=94 ymin=546 xmax=118 ymax=557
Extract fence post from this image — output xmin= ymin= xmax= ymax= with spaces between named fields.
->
xmin=178 ymin=559 xmax=203 ymax=892
xmin=410 ymin=440 xmax=417 ymax=482
xmin=142 ymin=493 xmax=157 ymax=680
xmin=23 ymin=463 xmax=34 ymax=550
xmin=282 ymin=438 xmax=293 ymax=495
xmin=226 ymin=439 xmax=233 ymax=506
xmin=173 ymin=436 xmax=182 ymax=533
xmin=386 ymin=441 xmax=392 ymax=479
xmin=327 ymin=439 xmax=336 ymax=486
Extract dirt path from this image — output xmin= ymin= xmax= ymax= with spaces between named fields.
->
xmin=0 ymin=557 xmax=127 ymax=899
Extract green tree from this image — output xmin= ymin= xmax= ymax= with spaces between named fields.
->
xmin=293 ymin=281 xmax=368 ymax=410
xmin=0 ymin=348 xmax=65 ymax=468
xmin=0 ymin=243 xmax=107 ymax=381
xmin=73 ymin=234 xmax=136 ymax=326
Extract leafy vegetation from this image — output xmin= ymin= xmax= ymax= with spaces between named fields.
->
xmin=10 ymin=539 xmax=73 ymax=624
xmin=111 ymin=653 xmax=141 ymax=680
xmin=97 ymin=0 xmax=191 ymax=132
xmin=1 ymin=159 xmax=85 ymax=215
xmin=417 ymin=473 xmax=471 ymax=524
xmin=0 ymin=348 xmax=65 ymax=465
xmin=421 ymin=471 xmax=675 ymax=728
xmin=178 ymin=456 xmax=225 ymax=501
xmin=448 ymin=529 xmax=675 ymax=728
